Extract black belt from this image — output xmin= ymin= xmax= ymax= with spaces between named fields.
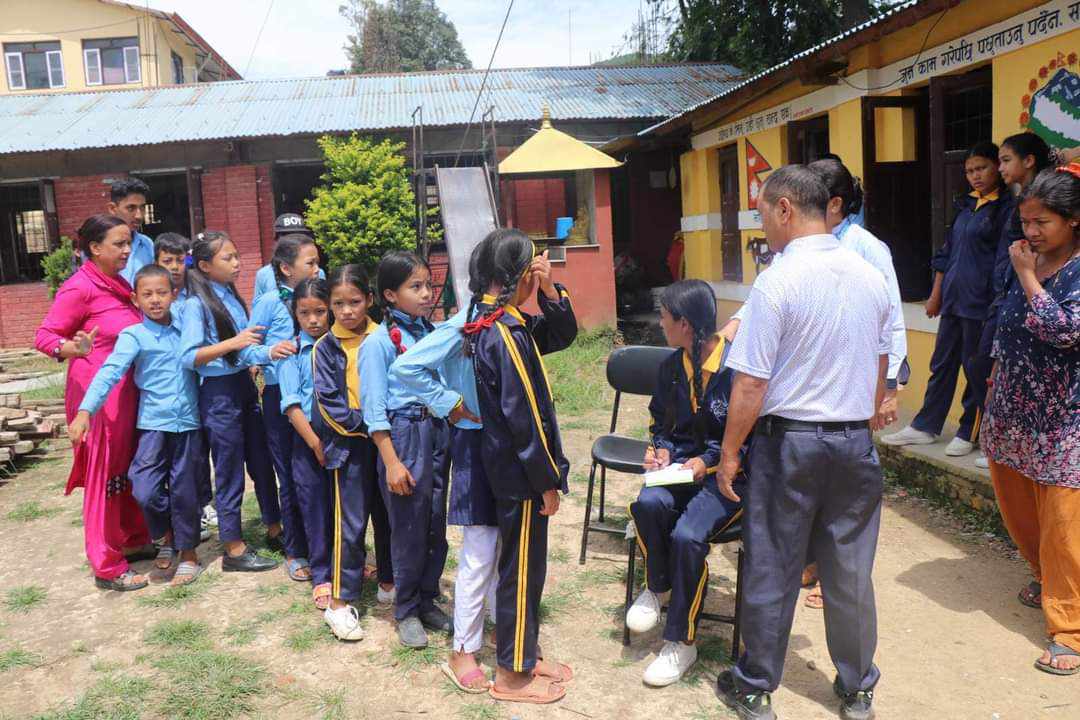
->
xmin=388 ymin=404 xmax=431 ymax=421
xmin=758 ymin=415 xmax=869 ymax=435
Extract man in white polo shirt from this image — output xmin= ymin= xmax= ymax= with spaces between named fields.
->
xmin=715 ymin=165 xmax=891 ymax=720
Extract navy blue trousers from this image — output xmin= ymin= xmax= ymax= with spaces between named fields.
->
xmin=129 ymin=429 xmax=204 ymax=551
xmin=196 ymin=428 xmax=213 ymax=509
xmin=629 ymin=478 xmax=743 ymax=643
xmin=292 ymin=434 xmax=331 ymax=587
xmin=494 ymin=497 xmax=548 ymax=672
xmin=732 ymin=422 xmax=882 ymax=695
xmin=356 ymin=440 xmax=394 ymax=586
xmin=378 ymin=411 xmax=449 ymax=621
xmin=327 ymin=439 xmax=380 ymax=601
xmin=448 ymin=427 xmax=496 ymax=527
xmin=199 ymin=373 xmax=281 ymax=543
xmin=262 ymin=384 xmax=307 ymax=559
xmin=912 ymin=314 xmax=988 ymax=441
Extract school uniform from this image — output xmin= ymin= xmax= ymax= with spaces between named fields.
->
xmin=628 ymin=337 xmax=744 ymax=644
xmin=80 ymin=313 xmax=203 ymax=551
xmin=180 ymin=283 xmax=280 ymax=544
xmin=913 ymin=189 xmax=1012 ymax=441
xmin=175 ymin=287 xmax=214 ymax=510
xmin=278 ymin=332 xmax=335 ymax=588
xmin=311 ymin=318 xmax=391 ymax=599
xmin=252 ymin=265 xmax=326 ymax=304
xmin=470 ymin=286 xmax=577 ymax=673
xmin=119 ymin=231 xmax=155 ymax=287
xmin=249 ymin=287 xmax=308 ymax=561
xmin=360 ymin=309 xmax=449 ymax=622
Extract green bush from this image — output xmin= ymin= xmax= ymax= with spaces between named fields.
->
xmin=40 ymin=237 xmax=76 ymax=298
xmin=305 ymin=134 xmax=419 ymax=269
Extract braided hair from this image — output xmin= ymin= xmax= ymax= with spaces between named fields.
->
xmin=659 ymin=279 xmax=717 ymax=450
xmin=185 ymin=231 xmax=246 ymax=365
xmin=462 ymin=229 xmax=533 ymax=355
xmin=376 ymin=250 xmax=430 ymax=354
xmin=291 ymin=277 xmax=331 ymax=336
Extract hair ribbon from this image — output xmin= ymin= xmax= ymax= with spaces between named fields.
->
xmin=1056 ymin=161 xmax=1080 ymax=180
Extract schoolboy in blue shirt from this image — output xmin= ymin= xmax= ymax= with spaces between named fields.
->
xmin=70 ymin=264 xmax=205 ymax=586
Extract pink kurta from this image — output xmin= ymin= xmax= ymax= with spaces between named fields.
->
xmin=34 ymin=262 xmax=149 ymax=579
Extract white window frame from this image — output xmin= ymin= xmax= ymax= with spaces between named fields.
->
xmin=4 ymin=52 xmax=25 ymax=90
xmin=83 ymin=48 xmax=102 ymax=86
xmin=44 ymin=49 xmax=64 ymax=89
xmin=123 ymin=45 xmax=140 ymax=83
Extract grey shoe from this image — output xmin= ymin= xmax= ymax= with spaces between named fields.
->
xmin=397 ymin=616 xmax=428 ymax=648
xmin=834 ymin=676 xmax=875 ymax=720
xmin=420 ymin=606 xmax=451 ymax=632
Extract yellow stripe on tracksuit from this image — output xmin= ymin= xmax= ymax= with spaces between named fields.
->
xmin=312 ymin=334 xmax=367 ymax=438
xmin=686 ymin=507 xmax=744 ymax=640
xmin=627 ymin=501 xmax=650 ymax=588
xmin=514 ymin=499 xmax=533 ymax=672
xmin=333 ymin=470 xmax=343 ymax=597
xmin=495 ymin=322 xmax=560 ymax=476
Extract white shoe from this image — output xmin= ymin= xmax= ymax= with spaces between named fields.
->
xmin=626 ymin=589 xmax=662 ymax=634
xmin=945 ymin=436 xmax=974 ymax=457
xmin=324 ymin=604 xmax=364 ymax=641
xmin=642 ymin=641 xmax=697 ymax=687
xmin=974 ymin=454 xmax=989 ymax=469
xmin=202 ymin=505 xmax=218 ymax=526
xmin=376 ymin=585 xmax=396 ymax=605
xmin=880 ymin=426 xmax=936 ymax=447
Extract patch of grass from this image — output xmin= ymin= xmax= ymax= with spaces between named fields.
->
xmin=546 ymin=328 xmax=617 ymax=415
xmin=5 ymin=585 xmax=47 ymax=613
xmin=33 ymin=674 xmax=152 ymax=720
xmin=549 ymin=547 xmax=571 ymax=564
xmin=19 ymin=378 xmax=66 ymax=403
xmin=310 ymin=686 xmax=348 ymax=720
xmin=70 ymin=514 xmax=84 ymax=527
xmin=136 ymin=572 xmax=219 ymax=609
xmin=445 ymin=545 xmax=458 ymax=571
xmin=389 ymin=644 xmax=442 ymax=675
xmin=143 ymin=619 xmax=211 ymax=650
xmin=577 ymin=564 xmax=625 ymax=587
xmin=458 ymin=702 xmax=500 ymax=720
xmin=685 ymin=704 xmax=727 ymax=720
xmin=153 ymin=649 xmax=266 ymax=720
xmin=90 ymin=659 xmax=123 ymax=674
xmin=5 ymin=501 xmax=61 ymax=522
xmin=71 ymin=640 xmax=90 ymax=655
xmin=538 ymin=591 xmax=574 ymax=623
xmin=223 ymin=621 xmax=258 ymax=647
xmin=0 ymin=647 xmax=42 ymax=671
xmin=679 ymin=637 xmax=733 ymax=688
xmin=254 ymin=583 xmax=292 ymax=599
xmin=284 ymin=622 xmax=333 ymax=652
xmin=610 ymin=657 xmax=634 ymax=668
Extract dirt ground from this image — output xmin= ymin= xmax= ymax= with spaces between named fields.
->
xmin=0 ymin=393 xmax=1077 ymax=720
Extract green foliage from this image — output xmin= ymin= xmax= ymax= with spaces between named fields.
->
xmin=136 ymin=572 xmax=219 ymax=609
xmin=32 ymin=674 xmax=152 ymax=720
xmin=152 ymin=650 xmax=266 ymax=720
xmin=5 ymin=501 xmax=61 ymax=523
xmin=340 ymin=0 xmax=471 ymax=74
xmin=5 ymin=585 xmax=47 ymax=613
xmin=41 ymin=237 xmax=76 ymax=298
xmin=143 ymin=620 xmax=211 ymax=650
xmin=305 ymin=134 xmax=418 ymax=270
xmin=0 ymin=647 xmax=42 ymax=672
xmin=544 ymin=328 xmax=617 ymax=416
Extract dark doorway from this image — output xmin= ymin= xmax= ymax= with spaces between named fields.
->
xmin=271 ymin=163 xmax=325 ymax=217
xmin=787 ymin=115 xmax=830 ymax=165
xmin=718 ymin=144 xmax=742 ymax=282
xmin=861 ymin=93 xmax=932 ymax=300
xmin=132 ymin=172 xmax=191 ymax=239
xmin=0 ymin=182 xmax=55 ymax=284
xmin=929 ymin=67 xmax=993 ymax=255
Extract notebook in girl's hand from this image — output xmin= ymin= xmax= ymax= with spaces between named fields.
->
xmin=643 ymin=463 xmax=695 ymax=487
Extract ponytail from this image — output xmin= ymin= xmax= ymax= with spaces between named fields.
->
xmin=659 ymin=279 xmax=717 ymax=451
xmin=187 ymin=231 xmax=244 ymax=365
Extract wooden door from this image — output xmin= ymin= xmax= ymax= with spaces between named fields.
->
xmin=186 ymin=167 xmax=205 ymax=237
xmin=718 ymin=144 xmax=741 ymax=282
xmin=861 ymin=94 xmax=931 ymax=301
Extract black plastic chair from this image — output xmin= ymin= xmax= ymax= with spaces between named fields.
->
xmin=622 ymin=519 xmax=744 ymax=661
xmin=578 ymin=345 xmax=672 ymax=565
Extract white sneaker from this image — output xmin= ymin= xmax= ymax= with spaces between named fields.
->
xmin=880 ymin=426 xmax=936 ymax=447
xmin=202 ymin=505 xmax=218 ymax=526
xmin=626 ymin=589 xmax=662 ymax=634
xmin=945 ymin=436 xmax=974 ymax=457
xmin=376 ymin=585 xmax=396 ymax=605
xmin=324 ymin=604 xmax=364 ymax=641
xmin=974 ymin=454 xmax=989 ymax=469
xmin=642 ymin=641 xmax=697 ymax=687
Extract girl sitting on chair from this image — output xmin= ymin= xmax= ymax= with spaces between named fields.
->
xmin=626 ymin=279 xmax=746 ymax=687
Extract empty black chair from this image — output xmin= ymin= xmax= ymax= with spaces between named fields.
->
xmin=622 ymin=517 xmax=744 ymax=661
xmin=578 ymin=344 xmax=672 ymax=564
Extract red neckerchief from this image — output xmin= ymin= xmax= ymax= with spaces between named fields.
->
xmin=463 ymin=307 xmax=504 ymax=335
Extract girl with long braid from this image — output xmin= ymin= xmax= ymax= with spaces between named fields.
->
xmin=625 ymin=279 xmax=746 ymax=687
xmin=391 ymin=230 xmax=576 ymax=693
xmin=358 ymin=251 xmax=451 ymax=649
xmin=464 ymin=230 xmax=577 ymax=704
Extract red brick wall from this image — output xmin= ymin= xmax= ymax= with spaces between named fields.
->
xmin=54 ymin=173 xmax=115 ymax=240
xmin=0 ymin=282 xmax=54 ymax=348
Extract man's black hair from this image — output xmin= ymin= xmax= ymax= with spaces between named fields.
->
xmin=760 ymin=164 xmax=830 ymax=218
xmin=133 ymin=263 xmax=174 ymax=291
xmin=154 ymin=232 xmax=190 ymax=259
xmin=110 ymin=177 xmax=151 ymax=203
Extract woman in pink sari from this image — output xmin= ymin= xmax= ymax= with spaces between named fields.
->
xmin=35 ymin=214 xmax=153 ymax=591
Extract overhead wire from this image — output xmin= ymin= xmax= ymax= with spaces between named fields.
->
xmin=244 ymin=0 xmax=276 ymax=78
xmin=839 ymin=6 xmax=950 ymax=92
xmin=452 ymin=0 xmax=515 ymax=168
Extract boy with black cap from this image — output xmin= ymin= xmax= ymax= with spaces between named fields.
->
xmin=252 ymin=213 xmax=326 ymax=302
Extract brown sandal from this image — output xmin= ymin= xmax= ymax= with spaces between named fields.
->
xmin=534 ymin=657 xmax=573 ymax=683
xmin=489 ymin=676 xmax=566 ymax=704
xmin=804 ymin=586 xmax=824 ymax=610
xmin=313 ymin=583 xmax=332 ymax=610
xmin=1018 ymin=581 xmax=1042 ymax=609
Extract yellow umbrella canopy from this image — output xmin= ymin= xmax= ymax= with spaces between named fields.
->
xmin=499 ymin=107 xmax=622 ymax=175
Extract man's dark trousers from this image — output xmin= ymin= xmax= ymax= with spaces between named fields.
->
xmin=732 ymin=418 xmax=883 ymax=695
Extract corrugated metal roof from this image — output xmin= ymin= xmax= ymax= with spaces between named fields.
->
xmin=639 ymin=0 xmax=924 ymax=136
xmin=0 ymin=64 xmax=741 ymax=156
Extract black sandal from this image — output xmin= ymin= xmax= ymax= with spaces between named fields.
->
xmin=94 ymin=569 xmax=148 ymax=592
xmin=1018 ymin=581 xmax=1042 ymax=609
xmin=1035 ymin=642 xmax=1080 ymax=676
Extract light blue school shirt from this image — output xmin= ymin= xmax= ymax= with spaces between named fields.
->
xmin=120 ymin=231 xmax=155 ymax=287
xmin=359 ymin=311 xmax=438 ymax=433
xmin=389 ymin=307 xmax=481 ymax=430
xmin=249 ymin=289 xmax=296 ymax=386
xmin=252 ymin=264 xmax=325 ymax=304
xmin=278 ymin=332 xmax=316 ymax=419
xmin=180 ymin=281 xmax=270 ymax=376
xmin=79 ymin=313 xmax=199 ymax=432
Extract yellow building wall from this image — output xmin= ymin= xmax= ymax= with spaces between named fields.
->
xmin=991 ymin=30 xmax=1080 ymax=144
xmin=828 ymin=98 xmax=865 ymax=179
xmin=680 ymin=149 xmax=725 ymax=281
xmin=0 ymin=0 xmax=201 ymax=95
xmin=738 ymin=126 xmax=785 ymax=284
